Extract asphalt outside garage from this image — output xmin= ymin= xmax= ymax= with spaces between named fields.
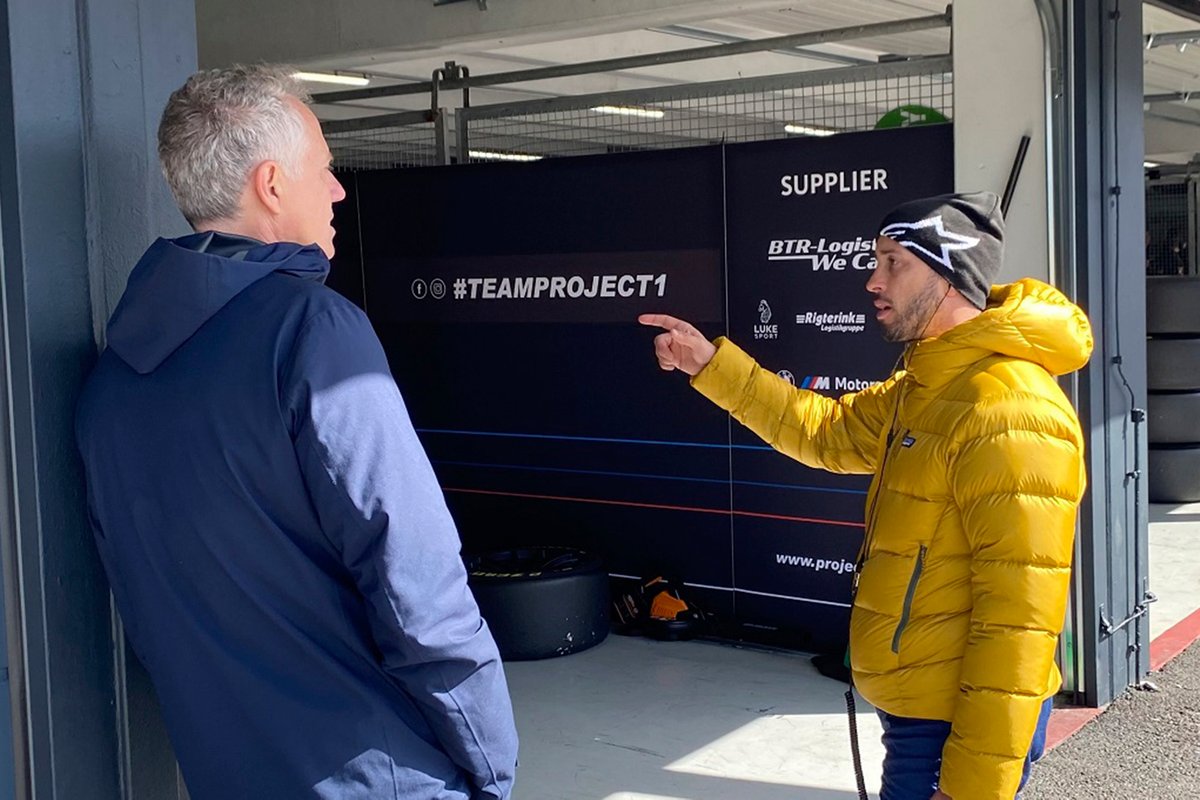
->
xmin=1024 ymin=637 xmax=1200 ymax=800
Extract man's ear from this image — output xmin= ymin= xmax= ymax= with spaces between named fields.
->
xmin=249 ymin=160 xmax=284 ymax=216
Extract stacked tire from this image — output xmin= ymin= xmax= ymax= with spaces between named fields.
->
xmin=465 ymin=546 xmax=610 ymax=661
xmin=1147 ymin=276 xmax=1200 ymax=502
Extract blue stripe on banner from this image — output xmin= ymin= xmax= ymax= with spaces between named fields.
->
xmin=432 ymin=459 xmax=868 ymax=496
xmin=417 ymin=427 xmax=775 ymax=452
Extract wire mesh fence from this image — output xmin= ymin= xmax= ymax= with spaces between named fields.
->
xmin=322 ymin=57 xmax=953 ymax=169
xmin=459 ymin=57 xmax=952 ymax=162
xmin=324 ymin=110 xmax=446 ymax=171
xmin=1145 ymin=178 xmax=1193 ymax=275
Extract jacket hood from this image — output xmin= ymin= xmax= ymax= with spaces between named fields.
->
xmin=906 ymin=278 xmax=1093 ymax=384
xmin=106 ymin=232 xmax=330 ymax=374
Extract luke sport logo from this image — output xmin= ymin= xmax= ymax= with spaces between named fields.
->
xmin=754 ymin=299 xmax=778 ymax=340
xmin=800 ymin=375 xmax=880 ymax=392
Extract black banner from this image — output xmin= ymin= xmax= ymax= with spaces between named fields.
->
xmin=346 ymin=148 xmax=737 ymax=624
xmin=333 ymin=125 xmax=954 ymax=653
xmin=723 ymin=126 xmax=954 ymax=645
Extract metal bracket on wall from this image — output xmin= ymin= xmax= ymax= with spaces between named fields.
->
xmin=1099 ymin=590 xmax=1159 ymax=638
xmin=433 ymin=62 xmax=471 ymax=163
xmin=432 ymin=61 xmax=471 ymax=113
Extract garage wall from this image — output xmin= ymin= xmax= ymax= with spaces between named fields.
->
xmin=0 ymin=0 xmax=195 ymax=795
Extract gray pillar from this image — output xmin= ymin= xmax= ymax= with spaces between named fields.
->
xmin=0 ymin=0 xmax=195 ymax=796
xmin=1066 ymin=0 xmax=1151 ymax=707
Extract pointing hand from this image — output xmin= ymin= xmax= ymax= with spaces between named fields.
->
xmin=638 ymin=314 xmax=717 ymax=376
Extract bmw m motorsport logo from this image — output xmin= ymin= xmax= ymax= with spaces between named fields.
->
xmin=800 ymin=375 xmax=880 ymax=392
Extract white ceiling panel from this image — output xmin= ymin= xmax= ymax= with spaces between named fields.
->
xmin=306 ymin=2 xmax=1200 ymax=163
xmin=1143 ymin=2 xmax=1200 ymax=161
xmin=309 ymin=0 xmax=952 ymax=117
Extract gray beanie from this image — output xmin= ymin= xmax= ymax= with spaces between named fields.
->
xmin=877 ymin=191 xmax=1004 ymax=309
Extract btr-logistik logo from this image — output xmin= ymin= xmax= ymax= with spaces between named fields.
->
xmin=800 ymin=375 xmax=879 ymax=392
xmin=754 ymin=299 xmax=778 ymax=340
xmin=796 ymin=310 xmax=867 ymax=334
xmin=766 ymin=236 xmax=876 ymax=271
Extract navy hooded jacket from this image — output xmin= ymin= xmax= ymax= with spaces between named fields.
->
xmin=76 ymin=232 xmax=518 ymax=799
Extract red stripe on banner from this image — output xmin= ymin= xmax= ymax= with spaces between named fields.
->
xmin=441 ymin=487 xmax=865 ymax=528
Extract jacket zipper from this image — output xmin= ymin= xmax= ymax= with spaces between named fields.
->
xmin=891 ymin=544 xmax=928 ymax=654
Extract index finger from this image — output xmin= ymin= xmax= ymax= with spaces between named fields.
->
xmin=638 ymin=313 xmax=690 ymax=332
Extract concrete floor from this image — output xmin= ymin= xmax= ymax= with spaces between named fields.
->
xmin=505 ymin=637 xmax=883 ymax=800
xmin=503 ymin=505 xmax=1200 ymax=800
xmin=1149 ymin=501 xmax=1200 ymax=640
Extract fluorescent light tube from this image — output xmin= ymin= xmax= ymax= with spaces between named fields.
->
xmin=591 ymin=105 xmax=666 ymax=119
xmin=784 ymin=123 xmax=837 ymax=136
xmin=293 ymin=71 xmax=371 ymax=87
xmin=470 ymin=150 xmax=543 ymax=162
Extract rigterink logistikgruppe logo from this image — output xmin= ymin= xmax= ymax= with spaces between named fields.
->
xmin=795 ymin=309 xmax=867 ymax=334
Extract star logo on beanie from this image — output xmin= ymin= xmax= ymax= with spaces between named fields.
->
xmin=878 ymin=215 xmax=981 ymax=272
xmin=875 ymin=191 xmax=1003 ymax=310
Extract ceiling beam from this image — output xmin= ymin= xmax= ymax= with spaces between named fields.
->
xmin=309 ymin=13 xmax=950 ymax=104
xmin=1144 ymin=29 xmax=1200 ymax=48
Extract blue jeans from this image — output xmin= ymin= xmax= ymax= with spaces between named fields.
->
xmin=875 ymin=696 xmax=1053 ymax=800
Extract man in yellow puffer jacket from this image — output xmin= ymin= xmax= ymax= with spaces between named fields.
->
xmin=640 ymin=191 xmax=1092 ymax=800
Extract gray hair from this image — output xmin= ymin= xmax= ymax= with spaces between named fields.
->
xmin=157 ymin=64 xmax=312 ymax=226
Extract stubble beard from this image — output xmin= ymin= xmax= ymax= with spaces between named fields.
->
xmin=879 ymin=276 xmax=946 ymax=343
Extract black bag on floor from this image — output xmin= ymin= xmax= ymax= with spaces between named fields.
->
xmin=612 ymin=575 xmax=708 ymax=641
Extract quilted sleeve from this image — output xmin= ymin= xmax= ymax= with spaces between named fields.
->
xmin=938 ymin=395 xmax=1086 ymax=800
xmin=690 ymin=337 xmax=899 ymax=474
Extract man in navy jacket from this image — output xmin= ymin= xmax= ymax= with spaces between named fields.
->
xmin=76 ymin=65 xmax=518 ymax=799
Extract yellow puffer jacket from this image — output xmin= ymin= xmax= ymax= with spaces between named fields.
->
xmin=691 ymin=279 xmax=1092 ymax=800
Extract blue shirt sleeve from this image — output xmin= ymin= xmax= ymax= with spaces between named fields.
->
xmin=282 ymin=299 xmax=518 ymax=799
